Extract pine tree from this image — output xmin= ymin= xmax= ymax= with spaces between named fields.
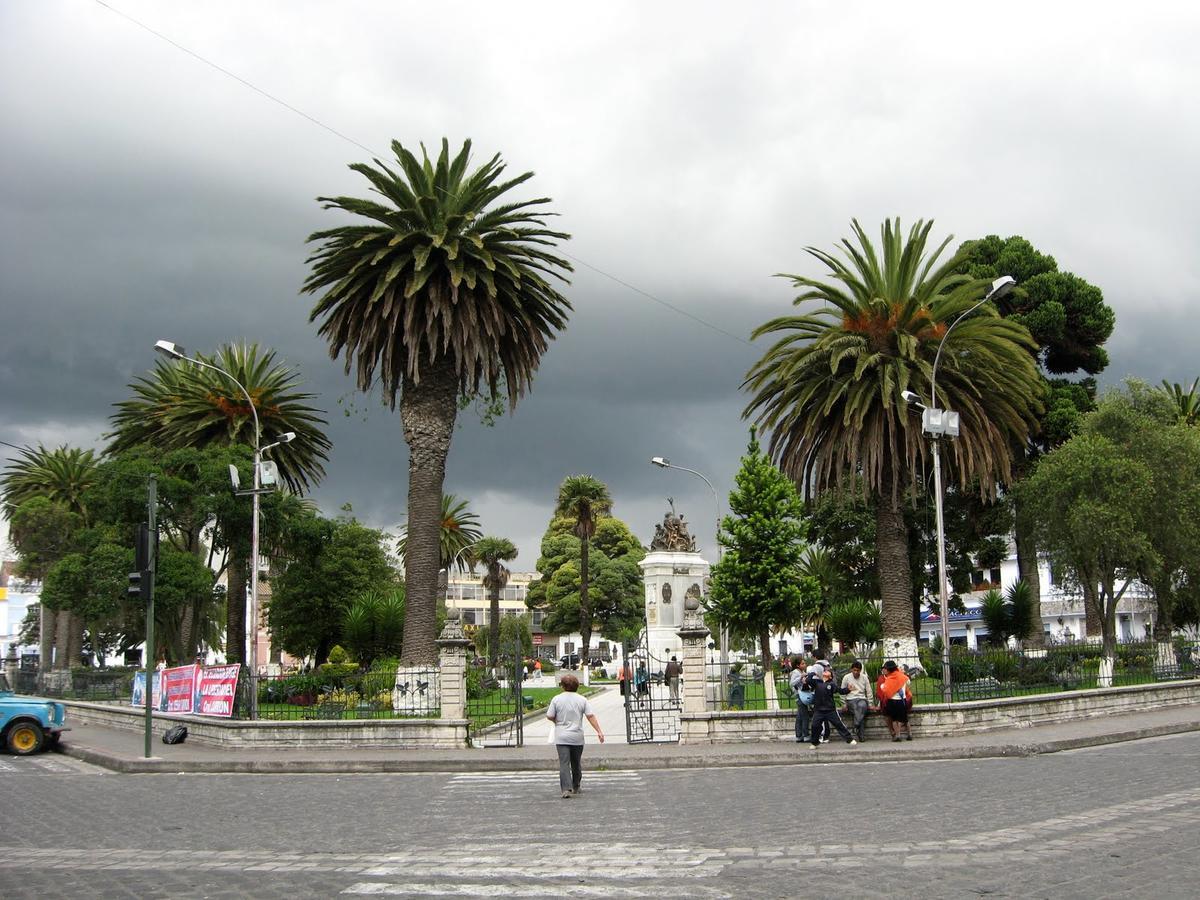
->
xmin=709 ymin=430 xmax=819 ymax=667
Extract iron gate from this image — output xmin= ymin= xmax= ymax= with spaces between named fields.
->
xmin=467 ymin=641 xmax=525 ymax=747
xmin=623 ymin=640 xmax=681 ymax=744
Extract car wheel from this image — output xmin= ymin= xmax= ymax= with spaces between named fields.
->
xmin=6 ymin=721 xmax=46 ymax=755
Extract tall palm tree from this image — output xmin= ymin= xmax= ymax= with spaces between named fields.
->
xmin=1 ymin=445 xmax=98 ymax=671
xmin=303 ymin=138 xmax=572 ymax=664
xmin=108 ymin=342 xmax=330 ymax=665
xmin=555 ymin=476 xmax=612 ymax=672
xmin=744 ymin=219 xmax=1044 ymax=660
xmin=800 ymin=545 xmax=846 ymax=658
xmin=473 ymin=536 xmax=519 ymax=669
xmin=398 ymin=493 xmax=483 ymax=573
xmin=1160 ymin=378 xmax=1200 ymax=427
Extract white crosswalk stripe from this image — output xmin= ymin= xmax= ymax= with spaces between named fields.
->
xmin=342 ymin=843 xmax=732 ymax=897
xmin=442 ymin=770 xmax=643 ymax=797
xmin=0 ymin=755 xmax=106 ymax=775
xmin=343 ymin=882 xmax=729 ymax=897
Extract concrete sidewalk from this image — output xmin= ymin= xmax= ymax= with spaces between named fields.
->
xmin=54 ymin=702 xmax=1200 ymax=774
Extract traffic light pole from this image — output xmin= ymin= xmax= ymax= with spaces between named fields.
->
xmin=143 ymin=475 xmax=157 ymax=759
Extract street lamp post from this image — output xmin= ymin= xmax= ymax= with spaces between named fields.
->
xmin=650 ymin=457 xmax=726 ymax=689
xmin=902 ymin=275 xmax=1016 ymax=703
xmin=154 ymin=341 xmax=293 ymax=719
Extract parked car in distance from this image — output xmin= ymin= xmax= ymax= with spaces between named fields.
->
xmin=0 ymin=672 xmax=68 ymax=755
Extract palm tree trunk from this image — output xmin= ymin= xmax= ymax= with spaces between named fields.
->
xmin=488 ymin=575 xmax=501 ymax=671
xmin=816 ymin=624 xmax=832 ymax=660
xmin=180 ymin=605 xmax=195 ymax=660
xmin=39 ymin=606 xmax=57 ymax=678
xmin=67 ymin=615 xmax=85 ymax=667
xmin=1083 ymin=580 xmax=1103 ymax=638
xmin=578 ymin=537 xmax=591 ymax=677
xmin=758 ymin=628 xmax=772 ymax=671
xmin=181 ymin=534 xmax=208 ymax=661
xmin=1098 ymin=576 xmax=1119 ymax=687
xmin=876 ymin=498 xmax=916 ymax=660
xmin=399 ymin=360 xmax=458 ymax=665
xmin=1013 ymin=507 xmax=1045 ymax=648
xmin=226 ymin=549 xmax=247 ymax=665
xmin=54 ymin=611 xmax=73 ymax=670
xmin=1150 ymin=577 xmax=1177 ymax=670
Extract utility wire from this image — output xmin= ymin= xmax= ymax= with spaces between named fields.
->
xmin=91 ymin=0 xmax=750 ymax=348
xmin=92 ymin=0 xmax=376 ymax=157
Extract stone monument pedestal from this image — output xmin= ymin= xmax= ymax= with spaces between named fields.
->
xmin=638 ymin=550 xmax=710 ymax=660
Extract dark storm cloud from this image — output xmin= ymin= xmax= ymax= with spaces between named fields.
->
xmin=3 ymin=0 xmax=1200 ymax=567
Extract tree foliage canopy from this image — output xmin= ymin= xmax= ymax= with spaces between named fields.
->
xmin=303 ymin=138 xmax=573 ymax=409
xmin=708 ymin=431 xmax=819 ymax=655
xmin=268 ymin=511 xmax=400 ymax=662
xmin=525 ymin=515 xmax=645 ymax=645
xmin=108 ymin=342 xmax=330 ymax=494
xmin=745 ymin=219 xmax=1045 ymax=501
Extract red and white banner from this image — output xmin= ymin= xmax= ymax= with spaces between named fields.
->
xmin=195 ymin=664 xmax=240 ymax=718
xmin=161 ymin=665 xmax=198 ymax=713
xmin=130 ymin=663 xmax=240 ymax=717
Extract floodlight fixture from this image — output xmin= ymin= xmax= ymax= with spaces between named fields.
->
xmin=154 ymin=340 xmax=184 ymax=359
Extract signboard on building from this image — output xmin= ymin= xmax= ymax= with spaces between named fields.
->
xmin=532 ymin=634 xmax=543 ymax=646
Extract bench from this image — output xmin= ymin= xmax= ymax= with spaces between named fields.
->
xmin=954 ymin=678 xmax=1002 ymax=700
xmin=304 ymin=700 xmax=347 ymax=720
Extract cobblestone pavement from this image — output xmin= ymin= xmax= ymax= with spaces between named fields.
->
xmin=3 ymin=732 xmax=1199 ymax=898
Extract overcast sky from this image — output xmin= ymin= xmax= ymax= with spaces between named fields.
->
xmin=2 ymin=1 xmax=1199 ymax=569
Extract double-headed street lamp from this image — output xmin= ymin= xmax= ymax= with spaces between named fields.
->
xmin=650 ymin=457 xmax=727 ymax=683
xmin=154 ymin=340 xmax=294 ymax=718
xmin=902 ymin=275 xmax=1016 ymax=702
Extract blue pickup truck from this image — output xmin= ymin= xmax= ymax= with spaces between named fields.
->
xmin=0 ymin=672 xmax=68 ymax=754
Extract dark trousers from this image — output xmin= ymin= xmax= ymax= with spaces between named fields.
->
xmin=845 ymin=698 xmax=869 ymax=740
xmin=556 ymin=743 xmax=584 ymax=792
xmin=809 ymin=708 xmax=852 ymax=745
xmin=795 ymin=702 xmax=812 ymax=740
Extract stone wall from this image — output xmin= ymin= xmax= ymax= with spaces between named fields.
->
xmin=680 ymin=679 xmax=1200 ymax=744
xmin=62 ymin=700 xmax=468 ymax=749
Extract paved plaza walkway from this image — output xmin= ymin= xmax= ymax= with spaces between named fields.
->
xmin=522 ymin=683 xmax=629 ymax=744
xmin=52 ymin=699 xmax=1200 ymax=774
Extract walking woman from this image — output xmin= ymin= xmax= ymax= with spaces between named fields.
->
xmin=876 ymin=660 xmax=913 ymax=742
xmin=546 ymin=674 xmax=605 ymax=798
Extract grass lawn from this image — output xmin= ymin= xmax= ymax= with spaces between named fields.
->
xmin=466 ymin=685 xmax=599 ymax=728
xmin=254 ymin=682 xmax=603 ymax=722
xmin=710 ymin=669 xmax=1169 ymax=710
xmin=256 ymin=702 xmax=424 ymax=721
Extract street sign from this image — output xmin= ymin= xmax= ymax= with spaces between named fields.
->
xmin=532 ymin=634 xmax=544 ymax=646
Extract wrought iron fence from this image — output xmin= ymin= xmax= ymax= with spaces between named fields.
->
xmin=34 ymin=667 xmax=138 ymax=701
xmin=466 ymin=645 xmax=529 ymax=747
xmin=238 ymin=667 xmax=442 ymax=721
xmin=702 ymin=639 xmax=1200 ymax=711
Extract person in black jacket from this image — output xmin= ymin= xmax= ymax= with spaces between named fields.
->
xmin=807 ymin=667 xmax=856 ymax=748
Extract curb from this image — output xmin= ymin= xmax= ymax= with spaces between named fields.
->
xmin=57 ymin=718 xmax=1200 ymax=775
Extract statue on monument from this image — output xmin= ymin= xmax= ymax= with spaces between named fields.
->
xmin=649 ymin=498 xmax=698 ymax=553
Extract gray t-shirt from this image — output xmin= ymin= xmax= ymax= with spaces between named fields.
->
xmin=841 ymin=671 xmax=873 ymax=702
xmin=546 ymin=691 xmax=594 ymax=746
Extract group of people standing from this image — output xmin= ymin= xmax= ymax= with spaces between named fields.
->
xmin=788 ymin=656 xmax=914 ymax=746
xmin=615 ymin=656 xmax=684 ymax=704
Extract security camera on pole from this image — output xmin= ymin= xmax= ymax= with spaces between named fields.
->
xmin=901 ymin=275 xmax=1016 ymax=702
xmin=154 ymin=340 xmax=295 ymax=719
